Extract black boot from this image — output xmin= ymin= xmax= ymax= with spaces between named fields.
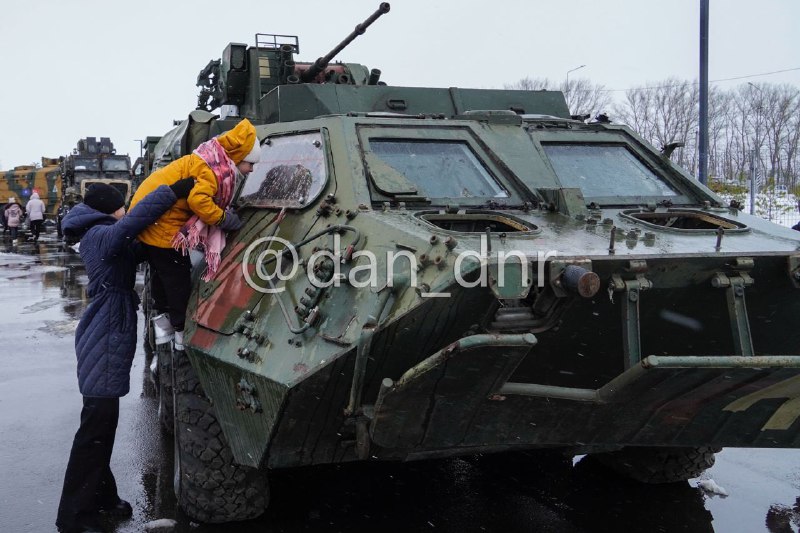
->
xmin=98 ymin=498 xmax=133 ymax=518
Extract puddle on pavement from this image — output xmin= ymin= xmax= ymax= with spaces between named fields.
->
xmin=38 ymin=319 xmax=82 ymax=337
xmin=0 ymin=238 xmax=89 ymax=320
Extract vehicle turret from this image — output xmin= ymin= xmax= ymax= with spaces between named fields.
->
xmin=196 ymin=3 xmax=390 ymax=120
xmin=299 ymin=2 xmax=390 ymax=82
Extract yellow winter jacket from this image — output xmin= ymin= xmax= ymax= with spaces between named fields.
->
xmin=130 ymin=118 xmax=257 ymax=248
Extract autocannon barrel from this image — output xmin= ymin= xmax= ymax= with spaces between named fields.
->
xmin=300 ymin=2 xmax=391 ymax=82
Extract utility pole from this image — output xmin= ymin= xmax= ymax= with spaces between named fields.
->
xmin=698 ymin=0 xmax=709 ymax=184
xmin=750 ymin=148 xmax=757 ymax=215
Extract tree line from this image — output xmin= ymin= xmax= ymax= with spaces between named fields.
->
xmin=505 ymin=77 xmax=800 ymax=192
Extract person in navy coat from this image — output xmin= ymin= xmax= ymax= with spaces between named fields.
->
xmin=56 ymin=178 xmax=194 ymax=533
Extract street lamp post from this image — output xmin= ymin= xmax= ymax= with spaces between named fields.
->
xmin=565 ymin=64 xmax=586 ymax=109
xmin=135 ymin=139 xmax=144 ymax=160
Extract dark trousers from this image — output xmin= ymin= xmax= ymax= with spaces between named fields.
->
xmin=30 ymin=219 xmax=43 ymax=240
xmin=56 ymin=397 xmax=120 ymax=530
xmin=9 ymin=226 xmax=18 ymax=240
xmin=144 ymin=243 xmax=192 ymax=331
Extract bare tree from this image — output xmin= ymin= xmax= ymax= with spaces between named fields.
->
xmin=707 ymin=88 xmax=730 ymax=180
xmin=503 ymin=76 xmax=610 ymax=116
xmin=502 ymin=74 xmax=800 ymax=189
xmin=757 ymin=84 xmax=800 ymax=187
xmin=561 ymin=77 xmax=612 ymax=117
xmin=612 ymin=78 xmax=699 ymax=172
xmin=503 ymin=77 xmax=552 ymax=91
xmin=785 ymin=105 xmax=800 ymax=188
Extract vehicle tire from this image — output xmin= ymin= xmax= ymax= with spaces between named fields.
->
xmin=141 ymin=264 xmax=156 ymax=355
xmin=157 ymin=344 xmax=174 ymax=434
xmin=592 ymin=446 xmax=720 ymax=484
xmin=172 ymin=348 xmax=269 ymax=523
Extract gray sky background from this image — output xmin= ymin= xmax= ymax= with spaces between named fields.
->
xmin=1 ymin=0 xmax=798 ymax=169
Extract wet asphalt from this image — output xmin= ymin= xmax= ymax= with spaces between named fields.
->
xmin=1 ymin=229 xmax=799 ymax=533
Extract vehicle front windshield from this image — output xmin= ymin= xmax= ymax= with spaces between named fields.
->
xmin=543 ymin=144 xmax=678 ymax=198
xmin=237 ymin=132 xmax=327 ymax=209
xmin=73 ymin=158 xmax=100 ymax=171
xmin=102 ymin=158 xmax=130 ymax=171
xmin=369 ymin=140 xmax=508 ymax=199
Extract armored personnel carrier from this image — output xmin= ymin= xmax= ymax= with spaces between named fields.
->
xmin=142 ymin=3 xmax=800 ymax=523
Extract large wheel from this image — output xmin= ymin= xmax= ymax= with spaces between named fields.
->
xmin=157 ymin=345 xmax=174 ymax=434
xmin=141 ymin=264 xmax=156 ymax=355
xmin=592 ymin=446 xmax=720 ymax=484
xmin=172 ymin=349 xmax=269 ymax=523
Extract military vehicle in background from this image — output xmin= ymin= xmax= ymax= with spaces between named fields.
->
xmin=56 ymin=137 xmax=133 ymax=237
xmin=0 ymin=157 xmax=62 ymax=218
xmin=60 ymin=137 xmax=133 ymax=201
xmin=141 ymin=3 xmax=800 ymax=524
xmin=131 ymin=136 xmax=162 ymax=191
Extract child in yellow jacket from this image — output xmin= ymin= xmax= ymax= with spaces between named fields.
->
xmin=129 ymin=118 xmax=261 ymax=350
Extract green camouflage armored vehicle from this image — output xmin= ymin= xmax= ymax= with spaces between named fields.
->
xmin=142 ymin=3 xmax=800 ymax=523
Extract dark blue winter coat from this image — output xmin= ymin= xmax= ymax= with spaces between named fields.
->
xmin=62 ymin=185 xmax=178 ymax=397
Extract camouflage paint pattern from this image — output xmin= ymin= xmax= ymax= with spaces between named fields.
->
xmin=1 ymin=162 xmax=62 ymax=217
xmin=146 ymin=16 xmax=800 ymax=474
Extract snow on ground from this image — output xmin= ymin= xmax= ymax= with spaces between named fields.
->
xmin=695 ymin=478 xmax=730 ymax=497
xmin=718 ymin=190 xmax=800 ymax=228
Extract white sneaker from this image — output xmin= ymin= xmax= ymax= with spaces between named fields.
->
xmin=152 ymin=313 xmax=174 ymax=345
xmin=173 ymin=330 xmax=185 ymax=352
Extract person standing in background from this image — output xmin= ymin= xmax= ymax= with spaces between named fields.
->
xmin=4 ymin=198 xmax=24 ymax=244
xmin=26 ymin=191 xmax=46 ymax=243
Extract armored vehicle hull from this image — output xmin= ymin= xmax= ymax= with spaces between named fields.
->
xmin=154 ymin=110 xmax=800 ymax=523
xmin=185 ymin=113 xmax=800 ymax=471
xmin=141 ymin=5 xmax=800 ymax=522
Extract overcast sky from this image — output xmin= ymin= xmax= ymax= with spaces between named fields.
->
xmin=1 ymin=0 xmax=798 ymax=169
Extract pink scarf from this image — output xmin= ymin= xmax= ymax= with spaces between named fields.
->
xmin=171 ymin=138 xmax=237 ymax=281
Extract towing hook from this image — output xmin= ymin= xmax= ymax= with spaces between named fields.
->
xmin=561 ymin=265 xmax=601 ymax=298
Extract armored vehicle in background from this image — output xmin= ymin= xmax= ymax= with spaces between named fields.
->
xmin=0 ymin=157 xmax=62 ymax=218
xmin=55 ymin=137 xmax=133 ymax=238
xmin=61 ymin=137 xmax=133 ymax=203
xmin=131 ymin=136 xmax=162 ymax=191
xmin=142 ymin=3 xmax=800 ymax=523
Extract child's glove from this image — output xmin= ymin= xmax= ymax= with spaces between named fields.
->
xmin=218 ymin=209 xmax=243 ymax=231
xmin=169 ymin=177 xmax=196 ymax=199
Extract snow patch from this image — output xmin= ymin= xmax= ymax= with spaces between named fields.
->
xmin=696 ymin=478 xmax=729 ymax=497
xmin=143 ymin=518 xmax=178 ymax=532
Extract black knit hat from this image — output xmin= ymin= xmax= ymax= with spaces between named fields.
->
xmin=84 ymin=183 xmax=125 ymax=214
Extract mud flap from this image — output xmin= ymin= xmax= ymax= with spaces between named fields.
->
xmin=588 ymin=356 xmax=800 ymax=443
xmin=371 ymin=350 xmax=800 ymax=452
xmin=370 ymin=334 xmax=537 ymax=449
